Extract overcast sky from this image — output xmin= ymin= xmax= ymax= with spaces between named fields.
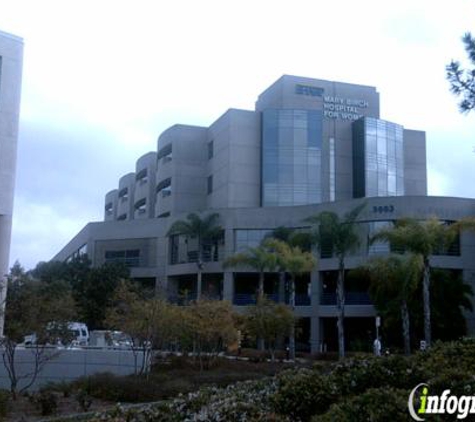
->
xmin=1 ymin=0 xmax=475 ymax=269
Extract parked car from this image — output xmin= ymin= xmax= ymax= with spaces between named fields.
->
xmin=89 ymin=330 xmax=133 ymax=349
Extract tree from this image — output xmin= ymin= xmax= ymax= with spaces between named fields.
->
xmin=106 ymin=281 xmax=178 ymax=375
xmin=447 ymin=32 xmax=475 ymax=113
xmin=2 ymin=264 xmax=77 ymax=397
xmin=305 ymin=203 xmax=365 ymax=359
xmin=223 ymin=244 xmax=278 ymax=300
xmin=245 ymin=298 xmax=294 ymax=361
xmin=167 ymin=213 xmax=222 ymax=300
xmin=371 ymin=217 xmax=457 ymax=348
xmin=180 ymin=299 xmax=238 ymax=370
xmin=366 ymin=254 xmax=423 ymax=355
xmin=32 ymin=256 xmax=128 ymax=329
xmin=265 ymin=239 xmax=316 ymax=360
xmin=429 ymin=269 xmax=473 ymax=341
xmin=73 ymin=262 xmax=130 ymax=329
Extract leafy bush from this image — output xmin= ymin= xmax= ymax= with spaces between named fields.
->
xmin=328 ymin=354 xmax=429 ymax=395
xmin=43 ymin=380 xmax=75 ymax=397
xmin=84 ymin=378 xmax=283 ymax=422
xmin=272 ymin=368 xmax=338 ymax=421
xmin=33 ymin=390 xmax=58 ymax=416
xmin=313 ymin=388 xmax=409 ymax=422
xmin=73 ymin=372 xmax=163 ymax=403
xmin=42 ymin=340 xmax=475 ymax=421
xmin=76 ymin=389 xmax=93 ymax=412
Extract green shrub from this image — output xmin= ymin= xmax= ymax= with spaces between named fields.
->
xmin=328 ymin=354 xmax=429 ymax=395
xmin=272 ymin=368 xmax=338 ymax=421
xmin=313 ymin=387 xmax=409 ymax=422
xmin=76 ymin=389 xmax=93 ymax=412
xmin=415 ymin=339 xmax=475 ymax=378
xmin=33 ymin=390 xmax=58 ymax=416
xmin=42 ymin=380 xmax=75 ymax=398
xmin=74 ymin=372 xmax=163 ymax=403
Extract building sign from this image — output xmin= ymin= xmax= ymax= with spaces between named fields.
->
xmin=295 ymin=84 xmax=323 ymax=97
xmin=372 ymin=205 xmax=395 ymax=214
xmin=323 ymin=96 xmax=369 ymax=121
xmin=295 ymin=84 xmax=369 ymax=121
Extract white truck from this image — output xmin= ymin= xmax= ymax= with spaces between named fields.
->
xmin=23 ymin=321 xmax=89 ymax=347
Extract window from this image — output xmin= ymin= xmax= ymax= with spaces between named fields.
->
xmin=118 ymin=188 xmax=128 ymax=202
xmin=329 ymin=137 xmax=335 ymax=201
xmin=234 ymin=229 xmax=273 ymax=251
xmin=105 ymin=202 xmax=114 ymax=214
xmin=136 ymin=169 xmax=148 ymax=185
xmin=157 ymin=211 xmax=170 ymax=219
xmin=208 ymin=140 xmax=214 ymax=159
xmin=207 ymin=175 xmax=213 ymax=194
xmin=105 ymin=249 xmax=140 ymax=267
xmin=262 ymin=109 xmax=323 ymax=207
xmin=353 ymin=117 xmax=404 ymax=198
xmin=134 ymin=198 xmax=147 ymax=214
xmin=78 ymin=244 xmax=87 ymax=256
xmin=157 ymin=144 xmax=172 ymax=163
xmin=156 ymin=178 xmax=172 ymax=198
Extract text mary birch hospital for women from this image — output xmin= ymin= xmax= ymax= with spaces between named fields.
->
xmin=55 ymin=75 xmax=475 ymax=353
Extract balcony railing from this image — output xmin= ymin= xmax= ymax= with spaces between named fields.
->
xmin=320 ymin=292 xmax=372 ymax=305
xmin=171 ymin=249 xmax=221 ymax=265
xmin=232 ymin=293 xmax=311 ymax=306
xmin=233 ymin=293 xmax=279 ymax=306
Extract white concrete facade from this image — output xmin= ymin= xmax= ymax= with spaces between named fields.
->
xmin=0 ymin=30 xmax=23 ymax=336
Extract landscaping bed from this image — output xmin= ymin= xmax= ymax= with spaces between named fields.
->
xmin=52 ymin=339 xmax=475 ymax=421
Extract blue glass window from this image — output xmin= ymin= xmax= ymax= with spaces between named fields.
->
xmin=262 ymin=109 xmax=323 ymax=206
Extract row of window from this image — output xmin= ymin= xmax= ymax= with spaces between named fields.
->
xmin=105 ymin=249 xmax=141 ymax=267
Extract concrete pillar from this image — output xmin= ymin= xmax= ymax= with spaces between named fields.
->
xmin=223 ymin=271 xmax=233 ymax=302
xmin=310 ymin=316 xmax=322 ymax=354
xmin=0 ymin=216 xmax=12 ymax=337
xmin=278 ymin=272 xmax=285 ymax=303
xmin=310 ymin=269 xmax=321 ymax=354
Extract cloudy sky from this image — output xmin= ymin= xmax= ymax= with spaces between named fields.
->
xmin=1 ymin=0 xmax=474 ymax=269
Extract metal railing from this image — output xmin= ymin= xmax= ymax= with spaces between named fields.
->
xmin=320 ymin=291 xmax=372 ymax=305
xmin=232 ymin=293 xmax=279 ymax=306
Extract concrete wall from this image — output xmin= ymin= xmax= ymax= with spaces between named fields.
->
xmin=0 ymin=348 xmax=144 ymax=391
xmin=208 ymin=109 xmax=261 ymax=209
xmin=104 ymin=189 xmax=118 ymax=221
xmin=134 ymin=152 xmax=157 ymax=219
xmin=0 ymin=31 xmax=23 ymax=336
xmin=117 ymin=173 xmax=136 ymax=221
xmin=404 ymin=129 xmax=427 ymax=195
xmin=94 ymin=237 xmax=157 ymax=268
xmin=156 ymin=125 xmax=208 ymax=217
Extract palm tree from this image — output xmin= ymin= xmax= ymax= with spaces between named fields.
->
xmin=265 ymin=239 xmax=316 ymax=360
xmin=367 ymin=254 xmax=423 ymax=355
xmin=265 ymin=227 xmax=313 ymax=305
xmin=305 ymin=202 xmax=366 ymax=359
xmin=371 ymin=217 xmax=457 ymax=348
xmin=223 ymin=244 xmax=278 ymax=301
xmin=167 ymin=213 xmax=222 ymax=300
xmin=223 ymin=243 xmax=278 ymax=350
